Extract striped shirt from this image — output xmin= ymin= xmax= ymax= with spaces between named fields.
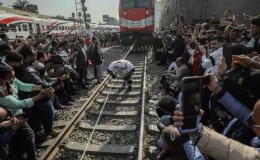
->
xmin=0 ymin=79 xmax=34 ymax=115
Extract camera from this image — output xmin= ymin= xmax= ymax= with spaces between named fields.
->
xmin=160 ymin=74 xmax=180 ymax=98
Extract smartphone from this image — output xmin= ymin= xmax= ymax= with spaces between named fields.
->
xmin=4 ymin=81 xmax=13 ymax=95
xmin=178 ymin=76 xmax=209 ymax=133
xmin=223 ymin=44 xmax=233 ymax=70
xmin=15 ymin=112 xmax=30 ymax=120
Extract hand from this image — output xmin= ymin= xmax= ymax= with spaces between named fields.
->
xmin=252 ymin=56 xmax=260 ymax=62
xmin=199 ymin=45 xmax=207 ymax=55
xmin=48 ymin=69 xmax=55 ymax=77
xmin=232 ymin=55 xmax=254 ymax=67
xmin=1 ymin=82 xmax=15 ymax=96
xmin=21 ymin=40 xmax=28 ymax=46
xmin=38 ymin=88 xmax=54 ymax=98
xmin=60 ymin=81 xmax=64 ymax=88
xmin=186 ymin=45 xmax=191 ymax=50
xmin=207 ymin=74 xmax=221 ymax=94
xmin=218 ymin=57 xmax=227 ymax=77
xmin=60 ymin=74 xmax=68 ymax=80
xmin=11 ymin=118 xmax=27 ymax=130
xmin=172 ymin=105 xmax=204 ymax=134
xmin=45 ymin=63 xmax=51 ymax=69
xmin=73 ymin=51 xmax=78 ymax=56
xmin=0 ymin=117 xmax=18 ymax=128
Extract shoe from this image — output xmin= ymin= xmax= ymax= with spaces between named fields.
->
xmin=54 ymin=97 xmax=65 ymax=110
xmin=71 ymin=91 xmax=79 ymax=95
xmin=35 ymin=131 xmax=49 ymax=144
xmin=97 ymin=81 xmax=102 ymax=84
xmin=61 ymin=100 xmax=73 ymax=106
xmin=54 ymin=102 xmax=65 ymax=110
xmin=82 ymin=85 xmax=88 ymax=90
xmin=85 ymin=82 xmax=92 ymax=85
xmin=48 ymin=130 xmax=60 ymax=138
xmin=68 ymin=97 xmax=75 ymax=102
xmin=122 ymin=83 xmax=126 ymax=87
xmin=54 ymin=112 xmax=59 ymax=121
xmin=127 ymin=86 xmax=132 ymax=91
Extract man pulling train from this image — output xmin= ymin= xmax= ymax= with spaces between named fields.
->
xmin=107 ymin=59 xmax=135 ymax=91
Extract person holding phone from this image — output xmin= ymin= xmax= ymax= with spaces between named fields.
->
xmin=201 ymin=36 xmax=223 ymax=76
xmin=172 ymin=74 xmax=260 ymax=160
xmin=0 ymin=107 xmax=34 ymax=160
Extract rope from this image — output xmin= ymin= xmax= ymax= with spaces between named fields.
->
xmin=79 ymin=80 xmax=114 ymax=160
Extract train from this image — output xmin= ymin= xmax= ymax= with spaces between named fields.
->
xmin=0 ymin=12 xmax=87 ymax=39
xmin=119 ymin=0 xmax=155 ymax=47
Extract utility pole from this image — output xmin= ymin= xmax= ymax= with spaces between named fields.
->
xmin=81 ymin=0 xmax=88 ymax=29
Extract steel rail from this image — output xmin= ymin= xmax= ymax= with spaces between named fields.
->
xmin=40 ymin=42 xmax=137 ymax=160
xmin=137 ymin=52 xmax=147 ymax=160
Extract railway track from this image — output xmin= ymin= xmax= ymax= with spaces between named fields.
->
xmin=39 ymin=41 xmax=149 ymax=160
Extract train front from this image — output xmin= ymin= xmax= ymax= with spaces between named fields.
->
xmin=119 ymin=0 xmax=155 ymax=49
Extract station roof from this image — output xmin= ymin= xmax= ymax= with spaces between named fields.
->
xmin=0 ymin=6 xmax=51 ymax=19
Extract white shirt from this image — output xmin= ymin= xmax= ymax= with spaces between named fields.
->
xmin=108 ymin=59 xmax=134 ymax=77
xmin=81 ymin=47 xmax=87 ymax=62
xmin=201 ymin=47 xmax=223 ymax=76
xmin=168 ymin=62 xmax=177 ymax=70
xmin=59 ymin=50 xmax=69 ymax=62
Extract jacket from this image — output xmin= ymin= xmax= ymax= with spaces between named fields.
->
xmin=17 ymin=64 xmax=51 ymax=102
xmin=217 ymin=89 xmax=256 ymax=145
xmin=169 ymin=64 xmax=189 ymax=89
xmin=202 ymin=47 xmax=223 ymax=76
xmin=92 ymin=49 xmax=103 ymax=65
xmin=153 ymin=37 xmax=164 ymax=51
xmin=184 ymin=140 xmax=205 ymax=160
xmin=173 ymin=36 xmax=186 ymax=61
xmin=75 ymin=44 xmax=87 ymax=69
xmin=197 ymin=126 xmax=260 ymax=160
xmin=88 ymin=43 xmax=95 ymax=61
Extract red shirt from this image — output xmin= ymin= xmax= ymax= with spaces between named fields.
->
xmin=85 ymin=38 xmax=92 ymax=46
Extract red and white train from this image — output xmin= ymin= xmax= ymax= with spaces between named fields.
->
xmin=119 ymin=0 xmax=155 ymax=46
xmin=0 ymin=12 xmax=85 ymax=39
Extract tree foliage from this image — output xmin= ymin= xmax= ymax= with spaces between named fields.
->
xmin=12 ymin=0 xmax=29 ymax=11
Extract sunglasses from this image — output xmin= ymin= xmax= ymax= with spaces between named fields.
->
xmin=246 ymin=114 xmax=260 ymax=128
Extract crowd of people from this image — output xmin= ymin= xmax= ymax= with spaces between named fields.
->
xmin=153 ymin=9 xmax=260 ymax=160
xmin=0 ymin=31 xmax=114 ymax=159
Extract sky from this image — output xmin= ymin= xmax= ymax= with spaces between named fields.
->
xmin=0 ymin=0 xmax=120 ymax=23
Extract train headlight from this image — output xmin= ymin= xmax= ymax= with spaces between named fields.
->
xmin=124 ymin=11 xmax=127 ymax=15
xmin=146 ymin=10 xmax=150 ymax=14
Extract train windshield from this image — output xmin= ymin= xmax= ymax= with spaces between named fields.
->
xmin=137 ymin=0 xmax=152 ymax=8
xmin=121 ymin=0 xmax=135 ymax=8
xmin=121 ymin=0 xmax=152 ymax=8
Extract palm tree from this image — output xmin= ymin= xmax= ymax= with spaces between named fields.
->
xmin=0 ymin=2 xmax=3 ymax=7
xmin=53 ymin=15 xmax=66 ymax=20
xmin=12 ymin=0 xmax=29 ymax=11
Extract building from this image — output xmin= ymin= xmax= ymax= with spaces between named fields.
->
xmin=160 ymin=0 xmax=260 ymax=30
xmin=161 ymin=0 xmax=167 ymax=12
xmin=106 ymin=17 xmax=119 ymax=26
xmin=155 ymin=0 xmax=161 ymax=31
